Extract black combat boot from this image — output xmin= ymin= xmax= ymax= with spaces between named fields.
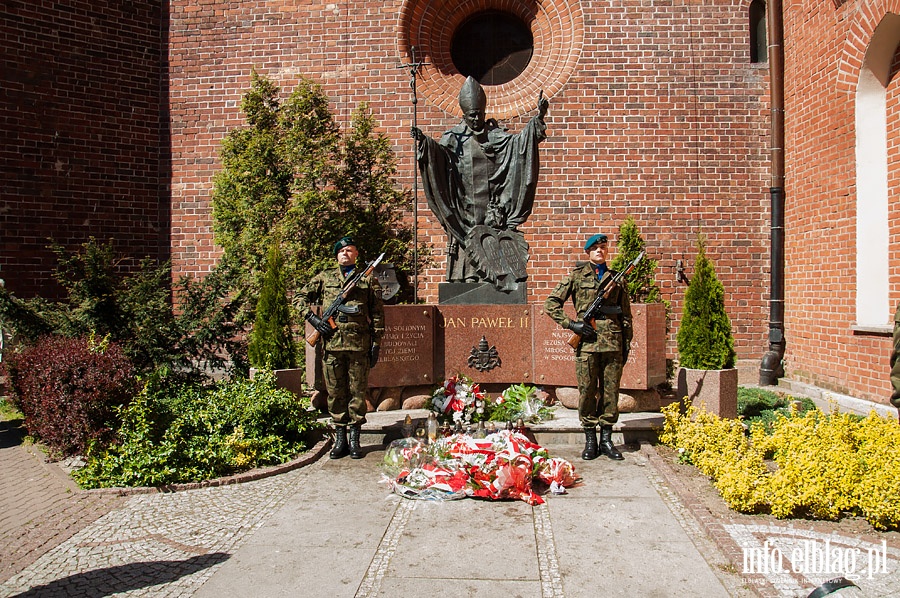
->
xmin=330 ymin=426 xmax=349 ymax=459
xmin=599 ymin=425 xmax=624 ymax=461
xmin=348 ymin=425 xmax=363 ymax=459
xmin=581 ymin=427 xmax=599 ymax=460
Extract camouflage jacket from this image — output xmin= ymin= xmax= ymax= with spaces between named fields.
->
xmin=544 ymin=262 xmax=633 ymax=353
xmin=295 ymin=265 xmax=385 ymax=353
xmin=891 ymin=303 xmax=900 ymax=408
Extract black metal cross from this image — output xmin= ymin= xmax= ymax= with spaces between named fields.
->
xmin=397 ymin=46 xmax=429 ymax=303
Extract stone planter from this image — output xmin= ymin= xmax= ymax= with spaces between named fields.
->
xmin=676 ymin=367 xmax=738 ymax=419
xmin=250 ymin=367 xmax=306 ymax=398
xmin=620 ymin=302 xmax=667 ymax=390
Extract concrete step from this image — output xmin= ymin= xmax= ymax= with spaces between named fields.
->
xmin=354 ymin=407 xmax=664 ymax=447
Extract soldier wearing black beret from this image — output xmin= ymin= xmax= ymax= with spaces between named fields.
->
xmin=295 ymin=236 xmax=384 ymax=459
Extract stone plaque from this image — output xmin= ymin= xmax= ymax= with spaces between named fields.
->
xmin=533 ymin=303 xmax=667 ymax=390
xmin=306 ymin=305 xmax=435 ymax=389
xmin=368 ymin=305 xmax=436 ymax=387
xmin=619 ymin=303 xmax=667 ymax=390
xmin=533 ymin=303 xmax=578 ymax=387
xmin=437 ymin=304 xmax=533 ymax=384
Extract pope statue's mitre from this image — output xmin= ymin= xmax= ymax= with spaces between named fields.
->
xmin=458 ymin=76 xmax=487 ymax=113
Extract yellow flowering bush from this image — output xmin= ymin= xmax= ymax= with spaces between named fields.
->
xmin=752 ymin=411 xmax=861 ymax=520
xmin=660 ymin=401 xmax=768 ymax=512
xmin=853 ymin=413 xmax=900 ymax=530
xmin=660 ymin=399 xmax=900 ymax=530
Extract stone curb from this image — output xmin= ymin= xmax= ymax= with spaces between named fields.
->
xmin=84 ymin=435 xmax=332 ymax=497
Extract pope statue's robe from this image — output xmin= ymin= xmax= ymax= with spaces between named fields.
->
xmin=416 ymin=115 xmax=546 ymax=286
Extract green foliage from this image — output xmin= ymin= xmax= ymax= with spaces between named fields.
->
xmin=331 ymin=103 xmax=417 ymax=288
xmin=486 ymin=384 xmax=555 ymax=424
xmin=661 ymin=400 xmax=900 ymax=530
xmin=609 ymin=216 xmax=665 ymax=305
xmin=213 ymin=72 xmax=339 ymax=293
xmin=752 ymin=411 xmax=860 ymax=520
xmin=0 ymin=398 xmax=23 ymax=422
xmin=660 ymin=401 xmax=768 ymax=513
xmin=212 ymin=73 xmax=419 ymax=307
xmin=737 ymin=387 xmax=817 ymax=434
xmin=0 ymin=238 xmax=248 ymax=382
xmin=676 ymin=235 xmax=735 ymax=369
xmin=74 ymin=369 xmax=324 ymax=488
xmin=248 ymin=243 xmax=296 ymax=369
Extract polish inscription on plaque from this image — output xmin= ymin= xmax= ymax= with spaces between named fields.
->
xmin=532 ymin=304 xmax=578 ymax=387
xmin=438 ymin=305 xmax=533 ymax=384
xmin=368 ymin=305 xmax=436 ymax=387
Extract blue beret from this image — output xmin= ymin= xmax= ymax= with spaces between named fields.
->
xmin=333 ymin=236 xmax=356 ymax=255
xmin=584 ymin=233 xmax=608 ymax=252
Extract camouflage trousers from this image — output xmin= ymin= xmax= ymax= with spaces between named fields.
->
xmin=323 ymin=349 xmax=369 ymax=427
xmin=575 ymin=350 xmax=623 ymax=428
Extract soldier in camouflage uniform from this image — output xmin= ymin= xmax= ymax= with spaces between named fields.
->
xmin=295 ymin=237 xmax=385 ymax=459
xmin=544 ymin=233 xmax=633 ymax=460
xmin=890 ymin=303 xmax=900 ymax=418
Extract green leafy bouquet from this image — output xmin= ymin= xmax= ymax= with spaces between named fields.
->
xmin=488 ymin=384 xmax=555 ymax=424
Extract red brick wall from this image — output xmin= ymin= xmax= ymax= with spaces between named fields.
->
xmin=9 ymin=0 xmax=900 ymax=406
xmin=167 ymin=0 xmax=772 ymax=364
xmin=780 ymin=0 xmax=900 ymax=403
xmin=1 ymin=0 xmax=166 ymax=299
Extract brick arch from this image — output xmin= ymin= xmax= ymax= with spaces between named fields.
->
xmin=396 ymin=0 xmax=584 ymax=119
xmin=837 ymin=0 xmax=900 ymax=92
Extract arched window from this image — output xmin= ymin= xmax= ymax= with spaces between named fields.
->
xmin=749 ymin=0 xmax=767 ymax=64
xmin=855 ymin=15 xmax=900 ymax=326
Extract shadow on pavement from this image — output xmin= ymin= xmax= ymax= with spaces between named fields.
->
xmin=8 ymin=552 xmax=230 ymax=597
xmin=0 ymin=418 xmax=25 ymax=449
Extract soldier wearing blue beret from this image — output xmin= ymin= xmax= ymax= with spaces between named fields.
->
xmin=544 ymin=233 xmax=633 ymax=460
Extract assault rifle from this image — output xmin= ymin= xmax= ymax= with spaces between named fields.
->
xmin=567 ymin=251 xmax=644 ymax=349
xmin=305 ymin=252 xmax=385 ymax=347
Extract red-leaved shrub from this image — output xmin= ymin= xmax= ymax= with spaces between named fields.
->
xmin=3 ymin=335 xmax=137 ymax=457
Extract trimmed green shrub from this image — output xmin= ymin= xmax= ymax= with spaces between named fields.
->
xmin=74 ymin=369 xmax=324 ymax=488
xmin=248 ymin=243 xmax=296 ymax=369
xmin=661 ymin=400 xmax=900 ymax=530
xmin=737 ymin=387 xmax=817 ymax=433
xmin=4 ymin=335 xmax=137 ymax=457
xmin=676 ymin=235 xmax=735 ymax=369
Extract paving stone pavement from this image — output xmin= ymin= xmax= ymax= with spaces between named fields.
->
xmin=1 ymin=435 xmax=748 ymax=598
xmin=0 ymin=420 xmax=125 ymax=584
xmin=4 ymin=423 xmax=900 ymax=597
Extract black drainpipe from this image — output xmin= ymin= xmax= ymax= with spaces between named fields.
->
xmin=760 ymin=0 xmax=786 ymax=385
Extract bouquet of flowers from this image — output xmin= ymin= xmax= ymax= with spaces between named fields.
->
xmin=488 ymin=383 xmax=555 ymax=424
xmin=382 ymin=430 xmax=581 ymax=505
xmin=428 ymin=374 xmax=487 ymax=425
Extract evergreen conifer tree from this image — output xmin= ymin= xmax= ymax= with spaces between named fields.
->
xmin=610 ymin=216 xmax=663 ymax=304
xmin=212 ymin=73 xmax=418 ymax=304
xmin=212 ymin=71 xmax=340 ymax=293
xmin=331 ymin=103 xmax=415 ymax=282
xmin=248 ymin=242 xmax=296 ymax=369
xmin=676 ymin=236 xmax=735 ymax=370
